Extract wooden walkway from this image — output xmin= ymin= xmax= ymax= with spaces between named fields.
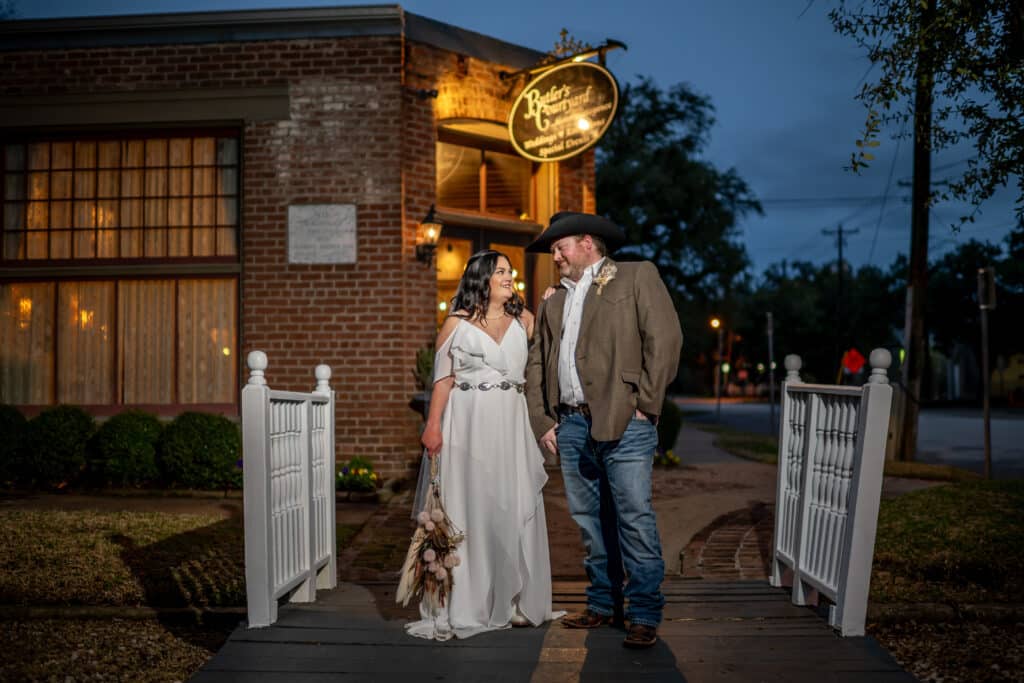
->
xmin=191 ymin=579 xmax=914 ymax=682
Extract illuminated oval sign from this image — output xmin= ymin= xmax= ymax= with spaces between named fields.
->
xmin=508 ymin=61 xmax=619 ymax=163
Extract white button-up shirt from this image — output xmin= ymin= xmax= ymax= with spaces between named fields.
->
xmin=558 ymin=257 xmax=606 ymax=406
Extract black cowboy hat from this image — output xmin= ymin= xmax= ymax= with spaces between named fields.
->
xmin=525 ymin=211 xmax=626 ymax=253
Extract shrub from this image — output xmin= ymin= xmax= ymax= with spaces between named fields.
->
xmin=337 ymin=456 xmax=378 ymax=492
xmin=654 ymin=449 xmax=681 ymax=467
xmin=21 ymin=405 xmax=96 ymax=489
xmin=89 ymin=410 xmax=163 ymax=487
xmin=657 ymin=397 xmax=684 ymax=453
xmin=159 ymin=412 xmax=241 ymax=490
xmin=0 ymin=404 xmax=26 ymax=485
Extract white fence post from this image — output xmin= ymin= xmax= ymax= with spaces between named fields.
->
xmin=314 ymin=364 xmax=338 ymax=590
xmin=242 ymin=351 xmax=275 ymax=628
xmin=242 ymin=351 xmax=335 ymax=628
xmin=770 ymin=348 xmax=894 ymax=636
xmin=831 ymin=349 xmax=892 ymax=635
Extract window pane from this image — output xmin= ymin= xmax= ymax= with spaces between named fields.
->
xmin=0 ymin=282 xmax=55 ymax=404
xmin=216 ymin=227 xmax=237 ymax=256
xmin=119 ymin=280 xmax=174 ymax=404
xmin=28 ymin=172 xmax=48 ymax=200
xmin=216 ymin=198 xmax=237 ymax=226
xmin=74 ymin=171 xmax=96 ymax=199
xmin=4 ymin=145 xmax=25 ymax=171
xmin=193 ymin=138 xmax=215 ymax=166
xmin=75 ymin=142 xmax=96 ymax=170
xmin=122 ymin=169 xmax=142 ymax=198
xmin=217 ymin=167 xmax=237 ymax=196
xmin=485 ymin=151 xmax=531 ymax=217
xmin=192 ymin=227 xmax=215 ymax=257
xmin=4 ymin=174 xmax=24 ymax=201
xmin=216 ymin=138 xmax=238 ymax=165
xmin=168 ymin=138 xmax=191 ymax=167
xmin=51 ymin=143 xmax=72 ymax=170
xmin=51 ymin=171 xmax=72 ymax=200
xmin=98 ymin=170 xmax=118 ymax=198
xmin=145 ymin=139 xmax=167 ymax=167
xmin=28 ymin=143 xmax=49 ymax=170
xmin=98 ymin=141 xmax=120 ymax=169
xmin=57 ymin=281 xmax=114 ymax=404
xmin=178 ymin=279 xmax=236 ymax=403
xmin=144 ymin=198 xmax=167 ymax=257
xmin=436 ymin=142 xmax=481 ymax=211
xmin=97 ymin=200 xmax=118 ymax=258
xmin=124 ymin=140 xmax=144 ymax=168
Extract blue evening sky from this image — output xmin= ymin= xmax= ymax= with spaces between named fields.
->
xmin=12 ymin=0 xmax=1019 ymax=275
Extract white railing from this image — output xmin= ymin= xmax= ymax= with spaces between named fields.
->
xmin=242 ymin=350 xmax=337 ymax=628
xmin=770 ymin=348 xmax=893 ymax=636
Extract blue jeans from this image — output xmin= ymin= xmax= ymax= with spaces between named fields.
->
xmin=557 ymin=412 xmax=665 ymax=627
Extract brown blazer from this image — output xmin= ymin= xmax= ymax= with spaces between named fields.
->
xmin=526 ymin=258 xmax=683 ymax=442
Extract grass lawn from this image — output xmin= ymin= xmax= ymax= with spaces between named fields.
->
xmin=0 ymin=509 xmax=362 ymax=608
xmin=689 ymin=421 xmax=982 ymax=481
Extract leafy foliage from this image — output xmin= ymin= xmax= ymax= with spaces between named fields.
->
xmin=596 ymin=77 xmax=761 ymax=305
xmin=337 ymin=456 xmax=378 ymax=492
xmin=88 ymin=410 xmax=163 ymax=487
xmin=158 ymin=412 xmax=241 ymax=490
xmin=0 ymin=404 xmax=26 ymax=485
xmin=21 ymin=405 xmax=96 ymax=489
xmin=830 ymin=0 xmax=1024 ymax=224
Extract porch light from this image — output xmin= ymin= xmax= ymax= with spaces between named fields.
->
xmin=416 ymin=204 xmax=442 ymax=265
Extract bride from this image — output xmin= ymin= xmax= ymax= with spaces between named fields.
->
xmin=405 ymin=249 xmax=561 ymax=641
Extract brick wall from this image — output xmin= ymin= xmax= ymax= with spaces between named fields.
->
xmin=0 ymin=31 xmax=595 ymax=481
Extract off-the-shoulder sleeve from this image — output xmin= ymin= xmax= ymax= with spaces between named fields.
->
xmin=433 ymin=325 xmax=456 ymax=383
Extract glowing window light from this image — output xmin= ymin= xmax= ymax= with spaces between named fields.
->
xmin=438 ymin=301 xmax=448 ymax=311
xmin=222 ymin=347 xmax=231 ymax=356
xmin=516 ymin=281 xmax=526 ymax=291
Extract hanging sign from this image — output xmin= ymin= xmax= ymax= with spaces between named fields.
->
xmin=508 ymin=61 xmax=619 ymax=163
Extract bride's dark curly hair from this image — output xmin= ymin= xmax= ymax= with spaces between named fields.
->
xmin=450 ymin=249 xmax=524 ymax=322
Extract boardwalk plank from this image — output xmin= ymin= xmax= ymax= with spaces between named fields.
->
xmin=191 ymin=579 xmax=912 ymax=683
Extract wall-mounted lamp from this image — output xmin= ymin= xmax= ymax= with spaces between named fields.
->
xmin=416 ymin=204 xmax=442 ymax=264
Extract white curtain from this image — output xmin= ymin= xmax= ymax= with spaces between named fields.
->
xmin=177 ymin=279 xmax=237 ymax=403
xmin=0 ymin=283 xmax=55 ymax=404
xmin=118 ymin=280 xmax=175 ymax=404
xmin=57 ymin=281 xmax=115 ymax=404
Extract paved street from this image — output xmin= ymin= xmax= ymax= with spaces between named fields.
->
xmin=677 ymin=397 xmax=1024 ymax=479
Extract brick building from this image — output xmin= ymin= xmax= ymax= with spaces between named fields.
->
xmin=0 ymin=5 xmax=597 ymax=480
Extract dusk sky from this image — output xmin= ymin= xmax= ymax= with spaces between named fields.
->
xmin=14 ymin=0 xmax=1020 ymax=275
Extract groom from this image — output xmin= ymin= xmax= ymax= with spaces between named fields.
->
xmin=525 ymin=211 xmax=682 ymax=649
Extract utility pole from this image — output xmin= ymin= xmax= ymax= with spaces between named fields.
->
xmin=899 ymin=0 xmax=937 ymax=462
xmin=978 ymin=267 xmax=996 ymax=479
xmin=823 ymin=223 xmax=859 ymax=373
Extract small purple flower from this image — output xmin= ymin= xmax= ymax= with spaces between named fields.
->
xmin=342 ymin=467 xmax=350 ymax=475
xmin=235 ymin=459 xmax=243 ymax=470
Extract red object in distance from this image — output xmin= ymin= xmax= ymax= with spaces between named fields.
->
xmin=843 ymin=348 xmax=866 ymax=374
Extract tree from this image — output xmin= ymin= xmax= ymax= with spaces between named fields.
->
xmin=831 ymin=0 xmax=1023 ymax=222
xmin=595 ymin=77 xmax=761 ymax=309
xmin=830 ymin=0 xmax=1023 ymax=459
xmin=0 ymin=1 xmax=17 ymax=19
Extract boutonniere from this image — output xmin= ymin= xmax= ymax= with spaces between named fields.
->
xmin=593 ymin=263 xmax=617 ymax=294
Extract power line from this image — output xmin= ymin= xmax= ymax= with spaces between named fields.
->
xmin=868 ymin=129 xmax=904 ymax=264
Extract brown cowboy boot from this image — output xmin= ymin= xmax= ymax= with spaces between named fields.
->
xmin=561 ymin=608 xmax=612 ymax=629
xmin=622 ymin=623 xmax=658 ymax=648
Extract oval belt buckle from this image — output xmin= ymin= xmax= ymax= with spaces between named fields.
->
xmin=458 ymin=382 xmax=471 ymax=391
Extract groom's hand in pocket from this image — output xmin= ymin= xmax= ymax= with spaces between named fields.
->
xmin=540 ymin=426 xmax=558 ymax=456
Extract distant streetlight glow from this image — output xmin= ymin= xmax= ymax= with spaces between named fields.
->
xmin=710 ymin=317 xmax=721 ymax=329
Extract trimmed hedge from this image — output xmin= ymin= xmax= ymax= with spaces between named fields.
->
xmin=21 ymin=405 xmax=96 ymax=489
xmin=158 ymin=412 xmax=241 ymax=490
xmin=88 ymin=410 xmax=163 ymax=487
xmin=0 ymin=404 xmax=27 ymax=485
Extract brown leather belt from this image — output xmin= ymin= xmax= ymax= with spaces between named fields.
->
xmin=558 ymin=403 xmax=591 ymax=418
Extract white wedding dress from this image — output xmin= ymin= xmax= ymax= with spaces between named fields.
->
xmin=405 ymin=318 xmax=560 ymax=640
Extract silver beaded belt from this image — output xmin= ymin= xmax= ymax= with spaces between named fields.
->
xmin=456 ymin=381 xmax=525 ymax=394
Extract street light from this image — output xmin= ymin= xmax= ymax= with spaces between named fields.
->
xmin=711 ymin=317 xmax=723 ymax=422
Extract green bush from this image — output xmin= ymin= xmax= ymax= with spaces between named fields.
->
xmin=158 ymin=412 xmax=241 ymax=490
xmin=0 ymin=404 xmax=27 ymax=485
xmin=657 ymin=397 xmax=684 ymax=453
xmin=336 ymin=456 xmax=378 ymax=492
xmin=88 ymin=410 xmax=163 ymax=487
xmin=21 ymin=405 xmax=96 ymax=489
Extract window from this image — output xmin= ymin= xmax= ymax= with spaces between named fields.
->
xmin=436 ymin=141 xmax=532 ymax=218
xmin=0 ymin=131 xmax=240 ymax=411
xmin=3 ymin=135 xmax=238 ymax=261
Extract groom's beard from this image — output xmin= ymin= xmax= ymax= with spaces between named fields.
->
xmin=558 ymin=261 xmax=585 ymax=282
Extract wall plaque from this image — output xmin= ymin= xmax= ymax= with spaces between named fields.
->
xmin=508 ymin=61 xmax=619 ymax=163
xmin=287 ymin=204 xmax=357 ymax=264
